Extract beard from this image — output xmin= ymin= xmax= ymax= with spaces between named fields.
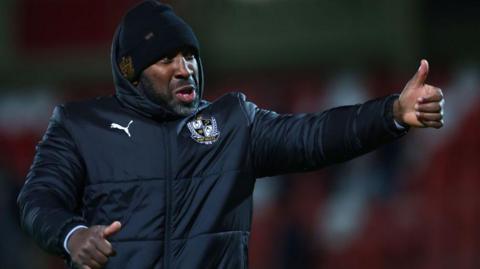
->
xmin=137 ymin=74 xmax=200 ymax=117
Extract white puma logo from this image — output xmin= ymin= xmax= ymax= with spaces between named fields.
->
xmin=110 ymin=120 xmax=133 ymax=137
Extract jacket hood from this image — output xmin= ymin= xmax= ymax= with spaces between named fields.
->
xmin=111 ymin=25 xmax=206 ymax=121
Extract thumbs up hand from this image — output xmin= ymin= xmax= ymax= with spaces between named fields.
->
xmin=394 ymin=59 xmax=444 ymax=128
xmin=67 ymin=221 xmax=122 ymax=269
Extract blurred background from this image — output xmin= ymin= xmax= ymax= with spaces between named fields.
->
xmin=1 ymin=0 xmax=479 ymax=268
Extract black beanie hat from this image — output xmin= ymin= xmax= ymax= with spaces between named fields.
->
xmin=117 ymin=0 xmax=200 ymax=82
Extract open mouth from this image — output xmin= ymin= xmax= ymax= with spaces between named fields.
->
xmin=174 ymin=85 xmax=196 ymax=103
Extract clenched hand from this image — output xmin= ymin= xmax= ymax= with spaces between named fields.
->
xmin=394 ymin=59 xmax=444 ymax=128
xmin=68 ymin=221 xmax=122 ymax=269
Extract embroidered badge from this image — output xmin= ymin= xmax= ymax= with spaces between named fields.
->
xmin=187 ymin=116 xmax=220 ymax=145
xmin=119 ymin=56 xmax=135 ymax=81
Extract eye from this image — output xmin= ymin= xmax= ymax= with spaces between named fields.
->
xmin=159 ymin=56 xmax=173 ymax=64
xmin=180 ymin=47 xmax=196 ymax=61
xmin=184 ymin=52 xmax=195 ymax=61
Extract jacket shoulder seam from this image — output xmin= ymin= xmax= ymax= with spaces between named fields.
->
xmin=236 ymin=93 xmax=252 ymax=126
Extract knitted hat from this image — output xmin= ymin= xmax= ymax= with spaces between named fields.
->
xmin=117 ymin=0 xmax=200 ymax=82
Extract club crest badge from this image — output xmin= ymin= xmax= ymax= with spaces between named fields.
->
xmin=119 ymin=56 xmax=135 ymax=81
xmin=187 ymin=116 xmax=220 ymax=145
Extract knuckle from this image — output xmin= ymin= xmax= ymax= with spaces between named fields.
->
xmin=87 ymin=237 xmax=99 ymax=246
xmin=83 ymin=241 xmax=92 ymax=250
xmin=76 ymin=253 xmax=88 ymax=264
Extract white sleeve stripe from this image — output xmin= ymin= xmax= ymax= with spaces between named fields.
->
xmin=63 ymin=225 xmax=88 ymax=254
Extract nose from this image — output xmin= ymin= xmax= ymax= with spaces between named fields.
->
xmin=174 ymin=55 xmax=193 ymax=79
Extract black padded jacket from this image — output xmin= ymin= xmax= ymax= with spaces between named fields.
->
xmin=17 ymin=25 xmax=407 ymax=269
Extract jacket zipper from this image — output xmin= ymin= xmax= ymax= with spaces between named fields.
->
xmin=164 ymin=123 xmax=172 ymax=269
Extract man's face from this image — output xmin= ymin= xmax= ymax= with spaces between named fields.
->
xmin=137 ymin=49 xmax=200 ymax=116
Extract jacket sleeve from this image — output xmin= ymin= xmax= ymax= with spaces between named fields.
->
xmin=17 ymin=105 xmax=88 ymax=257
xmin=244 ymin=94 xmax=407 ymax=178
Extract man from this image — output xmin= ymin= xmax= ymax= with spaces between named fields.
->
xmin=17 ymin=1 xmax=444 ymax=268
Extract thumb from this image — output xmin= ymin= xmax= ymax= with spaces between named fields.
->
xmin=411 ymin=59 xmax=429 ymax=86
xmin=103 ymin=221 xmax=122 ymax=238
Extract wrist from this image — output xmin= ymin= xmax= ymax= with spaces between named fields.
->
xmin=64 ymin=225 xmax=88 ymax=254
xmin=393 ymin=99 xmax=406 ymax=126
